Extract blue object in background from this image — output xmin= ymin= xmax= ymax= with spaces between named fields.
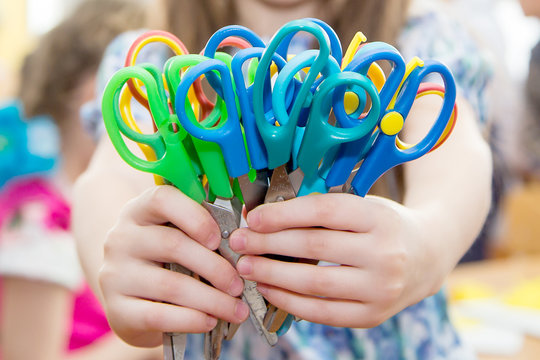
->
xmin=0 ymin=100 xmax=60 ymax=188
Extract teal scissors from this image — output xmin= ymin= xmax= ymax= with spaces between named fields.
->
xmin=247 ymin=18 xmax=344 ymax=333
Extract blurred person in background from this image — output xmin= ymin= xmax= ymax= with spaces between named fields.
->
xmin=519 ymin=0 xmax=540 ymax=179
xmin=0 ymin=60 xmax=17 ymax=101
xmin=0 ymin=0 xmax=161 ymax=359
xmin=492 ymin=0 xmax=540 ymax=256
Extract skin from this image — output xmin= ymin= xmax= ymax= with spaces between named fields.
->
xmin=73 ymin=89 xmax=491 ymax=347
xmin=520 ymin=0 xmax=540 ymax=17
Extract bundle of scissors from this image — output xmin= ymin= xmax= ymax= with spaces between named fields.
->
xmin=102 ymin=18 xmax=458 ymax=360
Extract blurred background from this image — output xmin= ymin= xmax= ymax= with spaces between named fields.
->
xmin=1 ymin=0 xmax=540 ymax=359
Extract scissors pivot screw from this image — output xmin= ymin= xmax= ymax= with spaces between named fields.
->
xmin=275 ymin=196 xmax=285 ymax=202
xmin=222 ymin=230 xmax=231 ymax=239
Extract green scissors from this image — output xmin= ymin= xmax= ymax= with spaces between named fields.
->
xmin=103 ymin=58 xmax=277 ymax=357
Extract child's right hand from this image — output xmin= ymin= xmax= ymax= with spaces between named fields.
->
xmin=98 ymin=185 xmax=250 ymax=347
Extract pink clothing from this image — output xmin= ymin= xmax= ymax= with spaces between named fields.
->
xmin=0 ymin=177 xmax=110 ymax=352
xmin=69 ymin=283 xmax=111 ymax=350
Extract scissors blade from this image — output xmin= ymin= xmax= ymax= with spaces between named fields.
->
xmin=264 ymin=165 xmax=297 ymax=203
xmin=237 ymin=171 xmax=270 ymax=212
xmin=163 ymin=332 xmax=187 ymax=360
xmin=202 ymin=199 xmax=276 ymax=345
xmin=204 ymin=320 xmax=226 ymax=360
xmin=260 ymin=165 xmax=298 ymax=334
xmin=163 ymin=262 xmax=191 ymax=360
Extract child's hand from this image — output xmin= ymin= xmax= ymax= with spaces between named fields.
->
xmin=229 ymin=193 xmax=440 ymax=328
xmin=99 ymin=185 xmax=250 ymax=347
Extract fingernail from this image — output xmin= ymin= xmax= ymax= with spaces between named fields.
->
xmin=234 ymin=300 xmax=249 ymax=320
xmin=228 ymin=276 xmax=244 ymax=296
xmin=229 ymin=232 xmax=246 ymax=251
xmin=247 ymin=210 xmax=260 ymax=228
xmin=207 ymin=316 xmax=218 ymax=329
xmin=236 ymin=257 xmax=252 ymax=276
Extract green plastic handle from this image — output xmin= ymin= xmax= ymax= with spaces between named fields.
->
xmin=164 ymin=54 xmax=233 ymax=198
xmin=102 ymin=65 xmax=206 ymax=203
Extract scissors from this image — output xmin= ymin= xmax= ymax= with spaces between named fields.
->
xmin=323 ymin=41 xmax=409 ymax=189
xmin=201 ymin=25 xmax=276 ymax=213
xmin=294 ymin=69 xmax=382 ymax=196
xmin=204 ymin=25 xmax=308 ymax=336
xmin=104 ymin=61 xmax=262 ymax=359
xmin=347 ymin=58 xmax=458 ymax=196
xmin=172 ymin=55 xmax=280 ymax=348
xmin=247 ymin=18 xmax=345 ymax=332
xmin=102 ymin=64 xmax=207 ymax=360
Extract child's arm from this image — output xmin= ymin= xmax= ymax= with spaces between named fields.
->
xmin=228 ymin=95 xmax=492 ymax=327
xmin=73 ymin=138 xmax=249 ymax=347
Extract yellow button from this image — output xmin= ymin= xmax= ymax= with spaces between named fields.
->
xmin=344 ymin=91 xmax=359 ymax=114
xmin=380 ymin=112 xmax=404 ymax=135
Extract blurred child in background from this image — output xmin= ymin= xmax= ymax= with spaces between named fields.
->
xmin=0 ymin=0 xmax=161 ymax=359
xmin=74 ymin=0 xmax=493 ymax=358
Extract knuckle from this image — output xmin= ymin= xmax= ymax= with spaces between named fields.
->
xmin=160 ymin=229 xmax=184 ymax=258
xmin=191 ymin=216 xmax=216 ymax=243
xmin=98 ymin=263 xmax=115 ymax=290
xmin=307 ymin=269 xmax=334 ymax=295
xmin=145 ymin=186 xmax=170 ymax=215
xmin=312 ymin=301 xmax=335 ymax=324
xmin=103 ymin=223 xmax=134 ymax=257
xmin=158 ymin=273 xmax=183 ymax=303
xmin=210 ymin=258 xmax=236 ymax=288
xmin=364 ymin=311 xmax=387 ymax=328
xmin=305 ymin=232 xmax=329 ymax=259
xmin=313 ymin=195 xmax=337 ymax=219
xmin=382 ymin=280 xmax=406 ymax=303
xmin=142 ymin=306 xmax=166 ymax=332
xmin=356 ymin=303 xmax=389 ymax=328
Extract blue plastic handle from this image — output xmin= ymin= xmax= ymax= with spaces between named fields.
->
xmin=203 ymin=25 xmax=266 ymax=97
xmin=351 ymin=60 xmax=457 ymax=197
xmin=325 ymin=43 xmax=407 ymax=188
xmin=175 ymin=59 xmax=250 ymax=178
xmin=230 ymin=47 xmax=290 ymax=170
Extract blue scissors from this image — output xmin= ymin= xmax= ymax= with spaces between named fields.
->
xmin=324 ymin=42 xmax=408 ymax=188
xmin=347 ymin=59 xmax=457 ymax=196
xmin=173 ymin=56 xmax=280 ymax=346
xmin=202 ymin=25 xmax=285 ymax=211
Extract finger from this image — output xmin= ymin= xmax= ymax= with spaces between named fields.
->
xmin=124 ymin=185 xmax=221 ymax=249
xmin=105 ymin=295 xmax=219 ymax=347
xmin=102 ymin=261 xmax=249 ymax=324
xmin=230 ymin=227 xmax=370 ymax=266
xmin=122 ymin=225 xmax=244 ymax=297
xmin=256 ymin=284 xmax=387 ymax=328
xmin=247 ymin=193 xmax=381 ymax=233
xmin=236 ymin=256 xmax=384 ymax=301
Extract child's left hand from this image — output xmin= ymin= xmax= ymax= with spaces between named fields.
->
xmin=229 ymin=193 xmax=442 ymax=328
